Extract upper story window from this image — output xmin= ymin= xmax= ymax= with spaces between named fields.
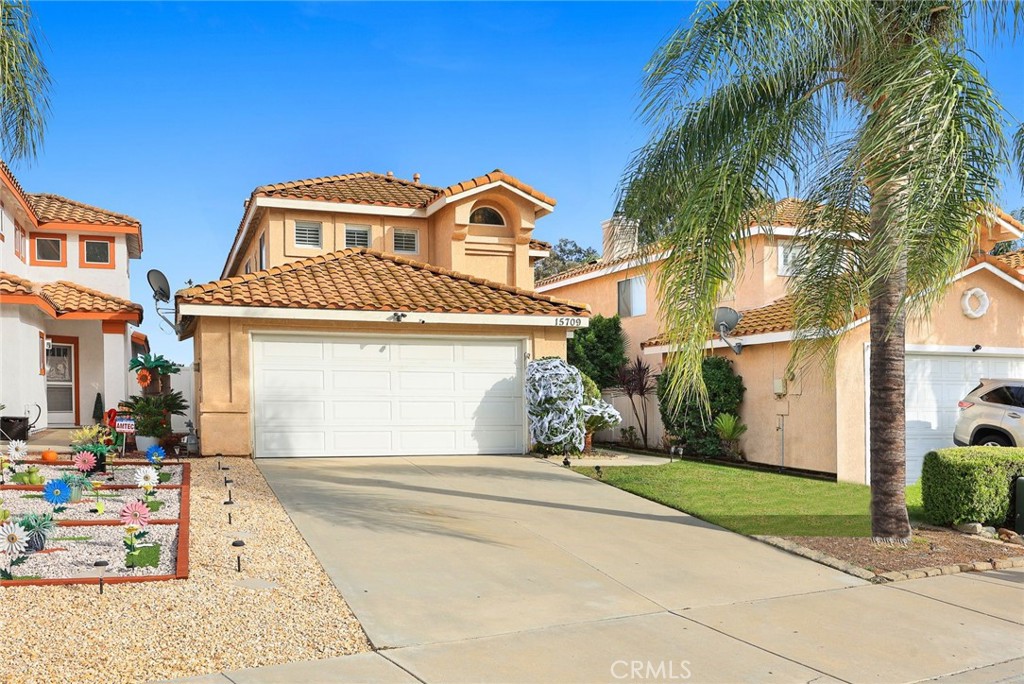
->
xmin=345 ymin=225 xmax=371 ymax=248
xmin=31 ymin=233 xmax=66 ymax=267
xmin=294 ymin=220 xmax=323 ymax=248
xmin=80 ymin=235 xmax=115 ymax=269
xmin=777 ymin=241 xmax=807 ymax=277
xmin=258 ymin=234 xmax=266 ymax=270
xmin=14 ymin=225 xmax=26 ymax=262
xmin=393 ymin=228 xmax=418 ymax=254
xmin=469 ymin=206 xmax=505 ymax=226
xmin=617 ymin=275 xmax=647 ymax=317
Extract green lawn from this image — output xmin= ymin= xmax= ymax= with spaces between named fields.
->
xmin=574 ymin=460 xmax=923 ymax=537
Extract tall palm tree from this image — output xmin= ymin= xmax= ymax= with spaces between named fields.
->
xmin=620 ymin=1 xmax=1023 ymax=542
xmin=0 ymin=0 xmax=50 ymax=161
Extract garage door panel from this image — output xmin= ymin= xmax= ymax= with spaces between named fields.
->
xmin=329 ymin=341 xmax=391 ymax=363
xmin=260 ymin=400 xmax=326 ymax=422
xmin=262 ymin=369 xmax=325 ymax=390
xmin=397 ymin=430 xmax=458 ymax=452
xmin=460 ymin=370 xmax=518 ymax=393
xmin=330 ymin=431 xmax=393 ymax=453
xmin=398 ymin=371 xmax=456 ymax=391
xmin=398 ymin=400 xmax=456 ymax=422
xmin=253 ymin=335 xmax=525 ymax=457
xmin=330 ymin=400 xmax=392 ymax=422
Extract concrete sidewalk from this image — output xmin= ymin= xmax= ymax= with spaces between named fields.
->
xmin=174 ymin=456 xmax=1024 ymax=683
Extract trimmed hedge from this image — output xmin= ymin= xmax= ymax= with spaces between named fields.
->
xmin=920 ymin=447 xmax=1024 ymax=526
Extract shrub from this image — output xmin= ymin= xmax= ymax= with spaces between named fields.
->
xmin=658 ymin=356 xmax=745 ymax=458
xmin=525 ymin=357 xmax=585 ymax=455
xmin=567 ymin=314 xmax=628 ymax=389
xmin=921 ymin=447 xmax=1024 ymax=526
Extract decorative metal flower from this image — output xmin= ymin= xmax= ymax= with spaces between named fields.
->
xmin=1 ymin=521 xmax=28 ymax=556
xmin=120 ymin=500 xmax=151 ymax=528
xmin=6 ymin=440 xmax=27 ymax=460
xmin=135 ymin=467 xmax=159 ymax=490
xmin=145 ymin=445 xmax=166 ymax=465
xmin=72 ymin=451 xmax=97 ymax=473
xmin=136 ymin=368 xmax=153 ymax=388
xmin=42 ymin=479 xmax=71 ymax=505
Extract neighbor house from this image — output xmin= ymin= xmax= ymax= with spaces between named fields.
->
xmin=0 ymin=161 xmax=145 ymax=432
xmin=175 ymin=170 xmax=588 ymax=458
xmin=537 ymin=200 xmax=1024 ymax=483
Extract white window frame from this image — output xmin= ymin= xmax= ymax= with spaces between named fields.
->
xmin=777 ymin=241 xmax=807 ymax=277
xmin=35 ymin=236 xmax=63 ymax=262
xmin=294 ymin=220 xmax=323 ymax=248
xmin=345 ymin=224 xmax=371 ymax=249
xmin=617 ymin=275 xmax=647 ymax=318
xmin=258 ymin=234 xmax=266 ymax=270
xmin=83 ymin=239 xmax=111 ymax=265
xmin=393 ymin=228 xmax=419 ymax=254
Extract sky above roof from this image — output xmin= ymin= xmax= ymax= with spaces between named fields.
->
xmin=12 ymin=2 xmax=1024 ymax=360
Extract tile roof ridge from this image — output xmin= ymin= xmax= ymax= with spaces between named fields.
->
xmin=253 ymin=171 xmax=441 ymax=195
xmin=29 ymin=192 xmax=141 ymax=226
xmin=0 ymin=160 xmax=38 ymax=221
xmin=536 ymin=246 xmax=666 ymax=287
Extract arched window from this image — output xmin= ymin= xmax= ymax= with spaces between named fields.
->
xmin=469 ymin=206 xmax=505 ymax=226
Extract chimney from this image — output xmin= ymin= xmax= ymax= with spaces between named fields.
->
xmin=413 ymin=173 xmax=421 ymax=183
xmin=602 ymin=217 xmax=638 ymax=260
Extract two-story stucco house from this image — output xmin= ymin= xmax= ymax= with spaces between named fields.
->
xmin=175 ymin=170 xmax=588 ymax=458
xmin=538 ymin=199 xmax=1024 ymax=484
xmin=0 ymin=161 xmax=145 ymax=432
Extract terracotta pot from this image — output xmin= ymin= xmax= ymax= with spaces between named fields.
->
xmin=40 ymin=449 xmax=59 ymax=462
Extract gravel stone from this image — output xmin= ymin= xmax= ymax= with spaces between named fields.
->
xmin=1 ymin=457 xmax=371 ymax=683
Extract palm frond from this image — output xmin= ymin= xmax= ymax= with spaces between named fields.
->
xmin=0 ymin=0 xmax=50 ymax=161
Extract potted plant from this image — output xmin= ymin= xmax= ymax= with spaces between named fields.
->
xmin=61 ymin=472 xmax=93 ymax=504
xmin=120 ymin=392 xmax=189 ymax=453
xmin=18 ymin=512 xmax=55 ymax=552
xmin=128 ymin=353 xmax=180 ymax=395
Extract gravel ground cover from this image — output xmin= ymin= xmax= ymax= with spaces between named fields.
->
xmin=14 ymin=524 xmax=178 ymax=579
xmin=1 ymin=457 xmax=371 ymax=684
xmin=786 ymin=528 xmax=1023 ymax=573
xmin=27 ymin=462 xmax=184 ymax=485
xmin=4 ymin=487 xmax=180 ymax=521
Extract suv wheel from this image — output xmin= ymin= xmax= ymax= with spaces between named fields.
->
xmin=973 ymin=432 xmax=1011 ymax=447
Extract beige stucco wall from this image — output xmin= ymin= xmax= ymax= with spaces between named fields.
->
xmin=542 ymin=263 xmax=664 ymax=366
xmin=835 ymin=267 xmax=1024 ymax=483
xmin=230 ymin=187 xmax=541 ymax=290
xmin=191 ymin=316 xmax=568 ymax=456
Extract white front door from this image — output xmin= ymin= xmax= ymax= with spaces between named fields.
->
xmin=251 ymin=334 xmax=525 ymax=457
xmin=903 ymin=352 xmax=1024 ymax=483
xmin=46 ymin=343 xmax=76 ymax=426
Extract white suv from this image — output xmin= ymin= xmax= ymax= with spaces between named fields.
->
xmin=953 ymin=379 xmax=1024 ymax=447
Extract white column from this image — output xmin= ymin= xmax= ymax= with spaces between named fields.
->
xmin=102 ymin=328 xmax=129 ymax=412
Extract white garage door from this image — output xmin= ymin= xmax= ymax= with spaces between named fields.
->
xmin=252 ymin=334 xmax=525 ymax=457
xmin=904 ymin=352 xmax=1024 ymax=483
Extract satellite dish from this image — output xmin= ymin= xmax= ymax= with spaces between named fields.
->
xmin=713 ymin=307 xmax=742 ymax=335
xmin=713 ymin=306 xmax=743 ymax=356
xmin=147 ymin=269 xmax=172 ymax=303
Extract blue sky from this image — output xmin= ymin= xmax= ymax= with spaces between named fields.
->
xmin=13 ymin=2 xmax=1024 ymax=360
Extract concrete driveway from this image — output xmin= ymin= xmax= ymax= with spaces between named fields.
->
xmin=194 ymin=455 xmax=1024 ymax=683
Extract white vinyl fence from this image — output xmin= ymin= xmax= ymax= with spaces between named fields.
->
xmin=169 ymin=364 xmax=195 ymax=433
xmin=595 ymin=392 xmax=667 ymax=450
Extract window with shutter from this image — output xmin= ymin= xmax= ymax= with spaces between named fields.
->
xmin=345 ymin=225 xmax=371 ymax=248
xmin=294 ymin=221 xmax=322 ymax=248
xmin=393 ymin=229 xmax=418 ymax=254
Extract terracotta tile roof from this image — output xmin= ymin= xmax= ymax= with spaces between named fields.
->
xmin=27 ymin=193 xmax=141 ymax=228
xmin=253 ymin=172 xmax=441 ymax=208
xmin=641 ymin=295 xmax=796 ymax=349
xmin=0 ymin=272 xmax=142 ymax=319
xmin=994 ymin=208 xmax=1024 ymax=234
xmin=535 ymin=248 xmax=662 ymax=288
xmin=40 ymin=281 xmax=142 ymax=316
xmin=431 ymin=169 xmax=556 ymax=208
xmin=181 ymin=248 xmax=590 ymax=317
xmin=529 ymin=239 xmax=552 ymax=251
xmin=995 ymin=248 xmax=1024 ymax=270
xmin=0 ymin=160 xmax=35 ymax=218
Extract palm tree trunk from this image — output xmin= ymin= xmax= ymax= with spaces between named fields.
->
xmin=868 ymin=192 xmax=912 ymax=543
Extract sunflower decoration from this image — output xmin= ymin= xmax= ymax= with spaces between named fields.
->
xmin=136 ymin=368 xmax=153 ymax=389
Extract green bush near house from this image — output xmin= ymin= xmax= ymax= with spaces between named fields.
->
xmin=921 ymin=447 xmax=1024 ymax=526
xmin=658 ymin=357 xmax=745 ymax=458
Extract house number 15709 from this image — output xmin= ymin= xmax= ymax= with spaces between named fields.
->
xmin=554 ymin=317 xmax=582 ymax=327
